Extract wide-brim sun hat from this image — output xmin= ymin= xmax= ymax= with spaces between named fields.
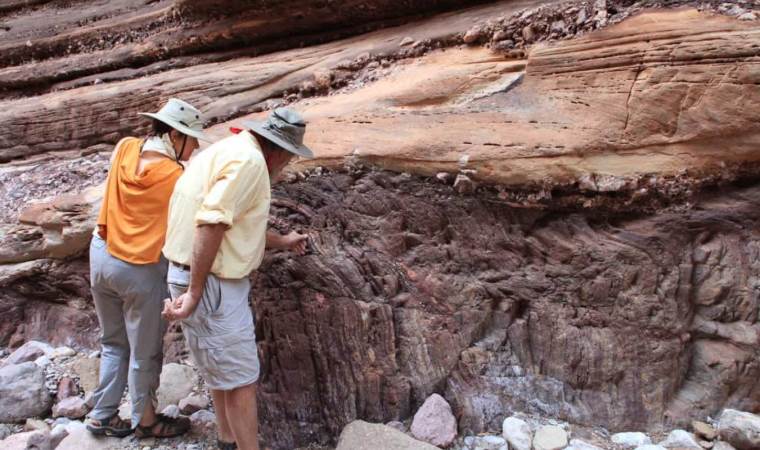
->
xmin=243 ymin=108 xmax=314 ymax=159
xmin=138 ymin=98 xmax=211 ymax=142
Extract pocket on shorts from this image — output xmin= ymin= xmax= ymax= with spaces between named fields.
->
xmin=167 ymin=264 xmax=190 ymax=299
xmin=196 ymin=328 xmax=254 ymax=350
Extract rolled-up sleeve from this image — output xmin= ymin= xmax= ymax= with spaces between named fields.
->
xmin=195 ymin=157 xmax=262 ymax=226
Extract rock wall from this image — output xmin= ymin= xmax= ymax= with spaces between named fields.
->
xmin=2 ymin=0 xmax=760 ymax=448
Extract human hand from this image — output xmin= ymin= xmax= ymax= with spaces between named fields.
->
xmin=162 ymin=292 xmax=199 ymax=321
xmin=284 ymin=231 xmax=308 ymax=255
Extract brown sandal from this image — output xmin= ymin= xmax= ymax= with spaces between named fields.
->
xmin=218 ymin=439 xmax=237 ymax=450
xmin=134 ymin=413 xmax=190 ymax=438
xmin=86 ymin=413 xmax=133 ymax=437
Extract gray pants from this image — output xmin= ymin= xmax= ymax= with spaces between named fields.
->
xmin=167 ymin=263 xmax=259 ymax=391
xmin=88 ymin=234 xmax=168 ymax=426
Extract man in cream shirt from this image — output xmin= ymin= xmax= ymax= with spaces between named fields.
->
xmin=162 ymin=108 xmax=313 ymax=450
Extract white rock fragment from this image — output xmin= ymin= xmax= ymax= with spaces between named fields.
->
xmin=502 ymin=416 xmax=532 ymax=450
xmin=612 ymin=432 xmax=652 ymax=448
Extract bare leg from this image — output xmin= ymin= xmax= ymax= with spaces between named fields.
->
xmin=212 ymin=389 xmax=235 ymax=443
xmin=225 ymin=383 xmax=259 ymax=450
xmin=140 ymin=401 xmax=157 ymax=427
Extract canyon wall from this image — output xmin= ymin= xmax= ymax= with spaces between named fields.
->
xmin=2 ymin=0 xmax=760 ymax=447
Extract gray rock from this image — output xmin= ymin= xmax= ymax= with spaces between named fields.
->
xmin=0 ymin=423 xmax=13 ymax=440
xmin=56 ymin=421 xmax=122 ymax=450
xmin=634 ymin=446 xmax=666 ymax=450
xmin=189 ymin=410 xmax=216 ymax=436
xmin=738 ymin=12 xmax=757 ymax=21
xmin=178 ymin=394 xmax=209 ymax=416
xmin=502 ymin=416 xmax=532 ymax=450
xmin=0 ymin=431 xmax=50 ymax=450
xmin=4 ymin=341 xmax=53 ymax=366
xmin=0 ymin=362 xmax=53 ymax=422
xmin=34 ymin=355 xmax=52 ymax=368
xmin=385 ymin=420 xmax=405 ymax=432
xmin=533 ymin=425 xmax=568 ymax=450
xmin=50 ymin=424 xmax=69 ymax=448
xmin=52 ymin=397 xmax=89 ymax=420
xmin=161 ymin=404 xmax=181 ymax=419
xmin=337 ymin=420 xmax=439 ymax=450
xmin=454 ymin=174 xmax=476 ymax=194
xmin=659 ymin=429 xmax=701 ymax=449
xmin=71 ymin=358 xmax=99 ymax=394
xmin=410 ymin=393 xmax=457 ymax=448
xmin=550 ymin=20 xmax=567 ymax=34
xmin=612 ymin=432 xmax=652 ymax=448
xmin=693 ymin=421 xmax=718 ymax=441
xmin=24 ymin=418 xmax=49 ymax=432
xmin=157 ymin=364 xmax=198 ymax=411
xmin=463 ymin=435 xmax=508 ymax=450
xmin=717 ymin=409 xmax=760 ymax=450
xmin=566 ymin=438 xmax=603 ymax=450
xmin=51 ymin=347 xmax=76 ymax=359
xmin=713 ymin=442 xmax=737 ymax=450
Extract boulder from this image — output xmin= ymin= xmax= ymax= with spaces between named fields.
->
xmin=51 ymin=347 xmax=76 ymax=359
xmin=179 ymin=394 xmax=210 ymax=416
xmin=0 ymin=431 xmax=50 ymax=450
xmin=693 ymin=421 xmax=718 ymax=441
xmin=502 ymin=416 xmax=532 ymax=450
xmin=52 ymin=397 xmax=89 ymax=420
xmin=56 ymin=421 xmax=122 ymax=450
xmin=717 ymin=410 xmax=760 ymax=450
xmin=713 ymin=442 xmax=737 ymax=450
xmin=612 ymin=432 xmax=652 ymax=448
xmin=533 ymin=425 xmax=568 ymax=450
xmin=4 ymin=341 xmax=53 ymax=366
xmin=157 ymin=363 xmax=198 ymax=411
xmin=410 ymin=393 xmax=458 ymax=448
xmin=634 ymin=446 xmax=666 ymax=450
xmin=659 ymin=429 xmax=701 ymax=449
xmin=337 ymin=420 xmax=439 ymax=450
xmin=0 ymin=362 xmax=53 ymax=422
xmin=50 ymin=424 xmax=69 ymax=448
xmin=71 ymin=357 xmax=100 ymax=394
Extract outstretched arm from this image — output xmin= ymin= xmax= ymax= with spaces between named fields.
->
xmin=266 ymin=229 xmax=308 ymax=255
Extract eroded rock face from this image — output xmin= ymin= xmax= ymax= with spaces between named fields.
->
xmin=2 ymin=1 xmax=760 ymax=449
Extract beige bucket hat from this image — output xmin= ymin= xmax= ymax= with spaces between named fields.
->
xmin=139 ymin=98 xmax=211 ymax=142
xmin=243 ymin=108 xmax=314 ymax=158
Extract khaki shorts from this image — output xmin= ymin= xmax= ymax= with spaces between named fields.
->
xmin=167 ymin=263 xmax=260 ymax=391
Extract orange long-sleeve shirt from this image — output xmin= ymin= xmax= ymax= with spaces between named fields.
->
xmin=97 ymin=137 xmax=182 ymax=264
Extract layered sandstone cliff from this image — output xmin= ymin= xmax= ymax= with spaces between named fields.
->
xmin=1 ymin=0 xmax=760 ymax=448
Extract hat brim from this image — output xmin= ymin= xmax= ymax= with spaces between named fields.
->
xmin=139 ymin=112 xmax=212 ymax=143
xmin=243 ymin=120 xmax=314 ymax=159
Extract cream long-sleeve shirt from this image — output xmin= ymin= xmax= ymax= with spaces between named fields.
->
xmin=163 ymin=131 xmax=270 ymax=279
